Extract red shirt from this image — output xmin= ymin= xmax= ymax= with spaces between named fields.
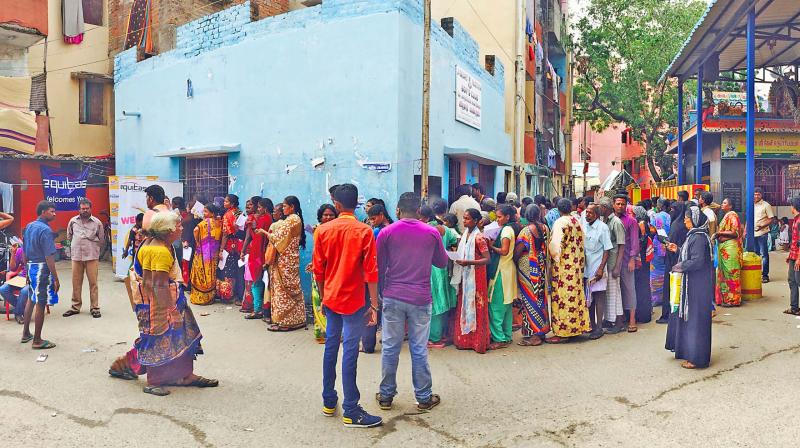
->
xmin=312 ymin=212 xmax=378 ymax=315
xmin=789 ymin=214 xmax=800 ymax=261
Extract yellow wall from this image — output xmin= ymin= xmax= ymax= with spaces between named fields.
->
xmin=432 ymin=0 xmax=516 ymax=138
xmin=28 ymin=0 xmax=112 ymax=156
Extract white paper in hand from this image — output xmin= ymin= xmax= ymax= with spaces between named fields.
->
xmin=262 ymin=269 xmax=270 ymax=288
xmin=218 ymin=250 xmax=228 ymax=270
xmin=446 ymin=250 xmax=460 ymax=261
xmin=483 ymin=222 xmax=501 ymax=240
xmin=182 ymin=247 xmax=193 ymax=261
xmin=657 ymin=228 xmax=668 ymax=238
xmin=190 ymin=201 xmax=205 ymax=218
xmin=235 ymin=213 xmax=247 ymax=230
xmin=238 ymin=254 xmax=248 ymax=268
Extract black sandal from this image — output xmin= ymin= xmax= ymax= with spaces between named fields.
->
xmin=244 ymin=312 xmax=264 ymax=320
xmin=109 ymin=368 xmax=138 ymax=380
xmin=91 ymin=310 xmax=102 ymax=318
xmin=183 ymin=377 xmax=219 ymax=388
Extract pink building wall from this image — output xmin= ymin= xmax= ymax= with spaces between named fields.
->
xmin=572 ymin=122 xmax=623 ymax=183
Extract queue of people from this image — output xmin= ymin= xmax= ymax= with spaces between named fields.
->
xmin=3 ymin=179 xmax=799 ymax=428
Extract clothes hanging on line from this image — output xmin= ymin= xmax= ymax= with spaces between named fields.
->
xmin=62 ymin=0 xmax=85 ymax=44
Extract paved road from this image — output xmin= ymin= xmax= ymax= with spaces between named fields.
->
xmin=2 ymin=252 xmax=799 ymax=447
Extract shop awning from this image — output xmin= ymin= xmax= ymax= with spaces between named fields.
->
xmin=155 ymin=144 xmax=241 ymax=158
xmin=444 ymin=146 xmax=512 ymax=167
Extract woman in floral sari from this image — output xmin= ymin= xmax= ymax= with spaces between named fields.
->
xmin=714 ymin=197 xmax=742 ymax=307
xmin=650 ymin=199 xmax=671 ymax=306
xmin=450 ymin=208 xmax=491 ymax=354
xmin=267 ymin=196 xmax=307 ymax=331
xmin=189 ymin=204 xmax=222 ymax=305
xmin=218 ymin=194 xmax=245 ymax=304
xmin=514 ymin=204 xmax=550 ymax=347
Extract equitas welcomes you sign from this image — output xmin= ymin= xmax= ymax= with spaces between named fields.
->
xmin=40 ymin=166 xmax=89 ymax=211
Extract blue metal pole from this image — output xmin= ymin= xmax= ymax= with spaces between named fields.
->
xmin=745 ymin=7 xmax=756 ymax=250
xmin=695 ymin=65 xmax=704 ymax=184
xmin=677 ymin=79 xmax=684 ymax=184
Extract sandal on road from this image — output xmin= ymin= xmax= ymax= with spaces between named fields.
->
xmin=517 ymin=337 xmax=543 ymax=347
xmin=32 ymin=340 xmax=56 ymax=350
xmin=680 ymin=361 xmax=697 ymax=369
xmin=627 ymin=326 xmax=638 ymax=333
xmin=143 ymin=386 xmax=170 ymax=396
xmin=267 ymin=323 xmax=304 ymax=332
xmin=183 ymin=377 xmax=219 ymax=388
xmin=783 ymin=308 xmax=800 ymax=316
xmin=91 ymin=310 xmax=101 ymax=318
xmin=109 ymin=368 xmax=138 ymax=381
xmin=62 ymin=310 xmax=79 ymax=317
xmin=20 ymin=334 xmax=33 ymax=343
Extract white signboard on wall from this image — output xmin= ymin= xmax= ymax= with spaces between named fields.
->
xmin=455 ymin=65 xmax=482 ymax=130
xmin=109 ymin=176 xmax=184 ymax=279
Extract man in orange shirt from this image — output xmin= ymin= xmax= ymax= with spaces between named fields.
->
xmin=313 ymin=183 xmax=382 ymax=428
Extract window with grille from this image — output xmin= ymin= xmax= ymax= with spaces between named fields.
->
xmin=754 ymin=160 xmax=794 ymax=206
xmin=180 ymin=156 xmax=229 ymax=205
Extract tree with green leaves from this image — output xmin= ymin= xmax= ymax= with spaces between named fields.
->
xmin=573 ymin=0 xmax=706 ymax=182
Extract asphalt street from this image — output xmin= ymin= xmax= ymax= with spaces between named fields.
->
xmin=1 ymin=252 xmax=799 ymax=447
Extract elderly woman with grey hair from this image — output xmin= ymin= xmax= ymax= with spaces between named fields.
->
xmin=665 ymin=205 xmax=713 ymax=369
xmin=110 ymin=211 xmax=218 ymax=396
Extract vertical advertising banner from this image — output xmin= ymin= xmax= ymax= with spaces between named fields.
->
xmin=109 ymin=176 xmax=184 ymax=278
xmin=40 ymin=166 xmax=89 ymax=211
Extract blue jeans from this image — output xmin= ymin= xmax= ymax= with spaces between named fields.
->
xmin=755 ymin=234 xmax=770 ymax=277
xmin=322 ymin=304 xmax=366 ymax=413
xmin=379 ymin=297 xmax=433 ymax=403
xmin=0 ymin=283 xmax=29 ymax=318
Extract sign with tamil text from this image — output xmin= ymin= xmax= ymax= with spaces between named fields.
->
xmin=40 ymin=166 xmax=89 ymax=211
xmin=108 ymin=176 xmax=184 ymax=279
xmin=720 ymin=132 xmax=800 ymax=159
xmin=455 ymin=65 xmax=482 ymax=130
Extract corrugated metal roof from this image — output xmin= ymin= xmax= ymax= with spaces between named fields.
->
xmin=660 ymin=0 xmax=800 ymax=83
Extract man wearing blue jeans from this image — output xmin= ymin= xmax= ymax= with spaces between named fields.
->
xmin=753 ymin=188 xmax=776 ymax=282
xmin=375 ymin=193 xmax=448 ymax=411
xmin=313 ymin=183 xmax=382 ymax=428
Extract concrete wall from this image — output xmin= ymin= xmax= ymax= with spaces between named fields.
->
xmin=27 ymin=0 xmax=113 ymax=156
xmin=115 ymin=0 xmax=508 ymax=218
xmin=0 ymin=46 xmax=29 ymax=76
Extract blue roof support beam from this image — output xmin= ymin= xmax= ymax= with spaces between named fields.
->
xmin=745 ymin=6 xmax=756 ymax=251
xmin=677 ymin=79 xmax=684 ymax=185
xmin=696 ymin=64 xmax=703 ymax=185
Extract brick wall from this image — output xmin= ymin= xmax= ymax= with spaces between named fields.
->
xmin=108 ymin=0 xmax=290 ymax=56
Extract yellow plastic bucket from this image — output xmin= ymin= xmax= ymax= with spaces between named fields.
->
xmin=741 ymin=252 xmax=762 ymax=300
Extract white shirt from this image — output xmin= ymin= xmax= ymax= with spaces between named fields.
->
xmin=754 ymin=200 xmax=774 ymax=237
xmin=449 ymin=195 xmax=481 ymax=232
xmin=582 ymin=218 xmax=613 ymax=279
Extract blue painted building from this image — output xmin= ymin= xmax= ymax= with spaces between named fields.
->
xmin=114 ymin=0 xmax=511 ymax=290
